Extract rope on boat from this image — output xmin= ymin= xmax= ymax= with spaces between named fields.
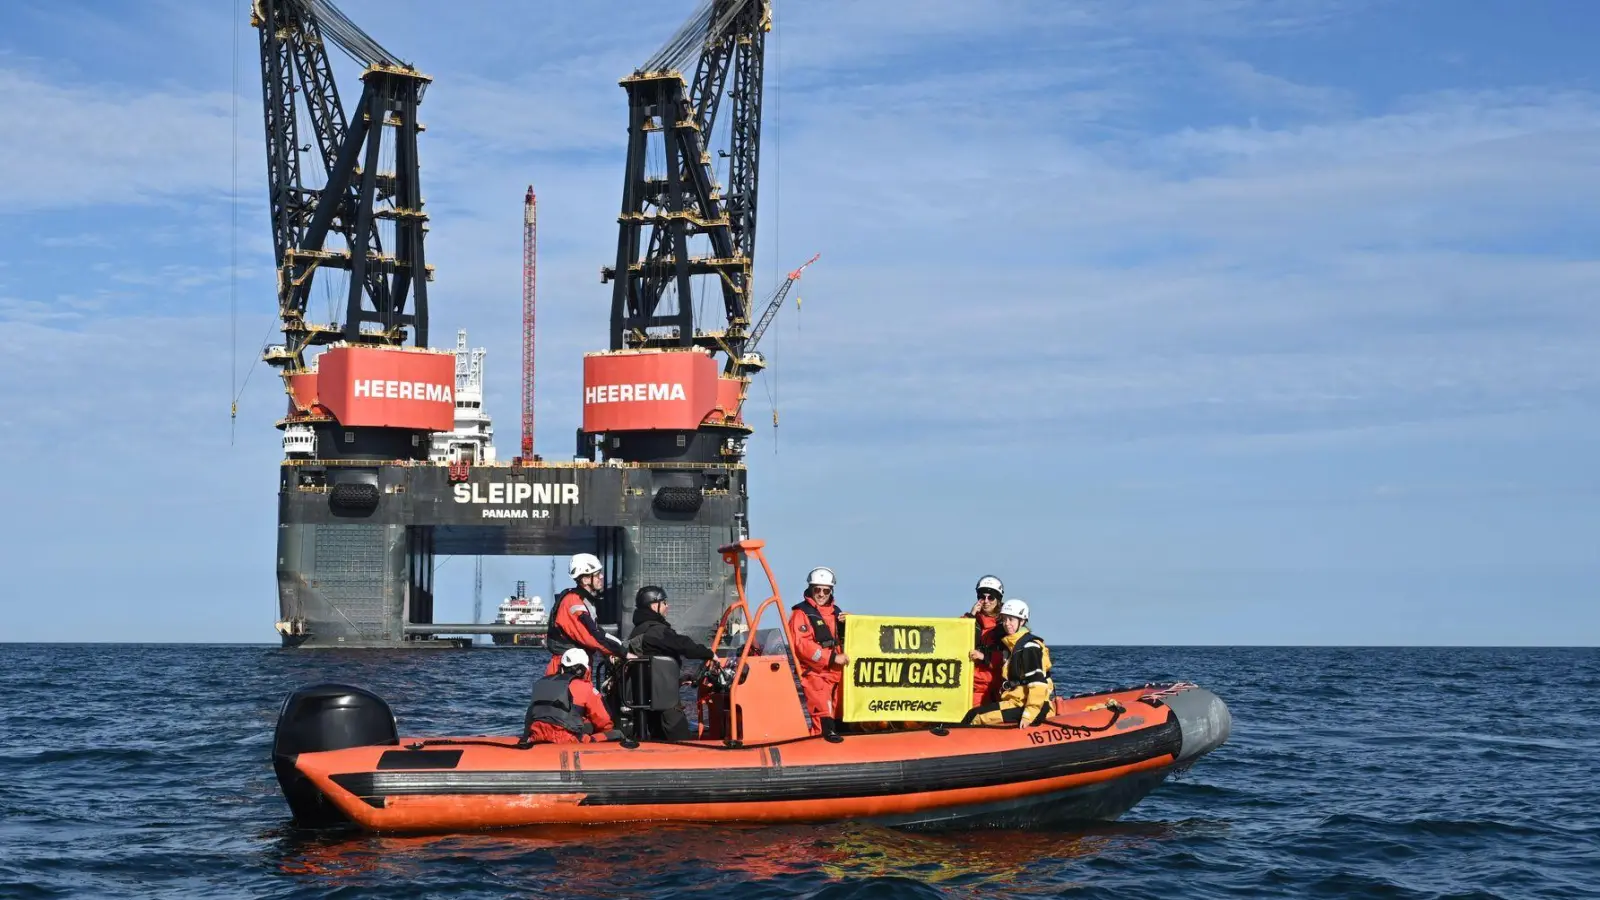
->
xmin=1047 ymin=699 xmax=1126 ymax=737
xmin=405 ymin=738 xmax=535 ymax=751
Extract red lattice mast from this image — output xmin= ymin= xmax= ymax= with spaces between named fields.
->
xmin=521 ymin=185 xmax=537 ymax=460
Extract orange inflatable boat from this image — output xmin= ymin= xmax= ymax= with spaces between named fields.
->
xmin=272 ymin=541 xmax=1231 ymax=833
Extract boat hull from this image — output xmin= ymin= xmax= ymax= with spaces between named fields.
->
xmin=489 ymin=632 xmax=545 ymax=647
xmin=873 ymin=767 xmax=1176 ymax=830
xmin=283 ymin=684 xmax=1229 ymax=833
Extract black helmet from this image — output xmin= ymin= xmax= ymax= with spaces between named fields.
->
xmin=636 ymin=585 xmax=668 ymax=607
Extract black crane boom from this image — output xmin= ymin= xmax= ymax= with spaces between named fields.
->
xmin=603 ymin=0 xmax=770 ymax=362
xmin=251 ymin=0 xmax=431 ymax=372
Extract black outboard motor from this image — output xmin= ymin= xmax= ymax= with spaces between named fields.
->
xmin=272 ymin=683 xmax=398 ymax=826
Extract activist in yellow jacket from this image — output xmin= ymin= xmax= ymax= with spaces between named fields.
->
xmin=961 ymin=601 xmax=1054 ymax=728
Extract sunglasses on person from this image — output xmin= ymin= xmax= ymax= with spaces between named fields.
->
xmin=977 ymin=590 xmax=1000 ymax=600
xmin=812 ymin=586 xmax=833 ymax=595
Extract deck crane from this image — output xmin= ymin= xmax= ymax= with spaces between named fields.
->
xmin=601 ymin=0 xmax=771 ymax=358
xmin=736 ymin=252 xmax=818 ymax=439
xmin=737 ymin=252 xmax=820 ymax=371
xmin=591 ymin=0 xmax=776 ymax=464
xmin=521 ymin=186 xmax=538 ymax=461
xmin=253 ymin=0 xmax=447 ymax=466
xmin=601 ymin=0 xmax=770 ymax=361
xmin=252 ymin=0 xmax=432 ymax=376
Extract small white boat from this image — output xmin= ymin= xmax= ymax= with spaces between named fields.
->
xmin=491 ymin=580 xmax=547 ymax=646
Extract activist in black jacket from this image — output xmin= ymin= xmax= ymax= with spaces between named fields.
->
xmin=628 ymin=587 xmax=717 ymax=741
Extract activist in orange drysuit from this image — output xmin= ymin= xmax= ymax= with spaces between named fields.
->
xmin=964 ymin=575 xmax=1008 ymax=706
xmin=544 ymin=553 xmax=625 ymax=677
xmin=787 ymin=566 xmax=848 ymax=742
xmin=524 ymin=649 xmax=622 ymax=744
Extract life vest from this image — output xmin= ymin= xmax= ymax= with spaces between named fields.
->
xmin=524 ymin=674 xmax=586 ymax=736
xmin=970 ymin=614 xmax=1001 ymax=657
xmin=793 ymin=599 xmax=842 ymax=648
xmin=1002 ymin=631 xmax=1052 ymax=687
xmin=968 ymin=621 xmax=1003 ymax=696
xmin=624 ymin=619 xmax=686 ymax=709
xmin=545 ymin=588 xmax=597 ymax=657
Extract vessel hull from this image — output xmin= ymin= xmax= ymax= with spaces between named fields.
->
xmin=276 ymin=461 xmax=747 ymax=648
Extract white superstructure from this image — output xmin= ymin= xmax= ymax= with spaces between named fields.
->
xmin=492 ymin=580 xmax=548 ymax=646
xmin=429 ymin=329 xmax=497 ymax=465
xmin=282 ymin=422 xmax=317 ymax=458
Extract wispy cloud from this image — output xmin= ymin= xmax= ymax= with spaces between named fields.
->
xmin=0 ymin=67 xmax=231 ymax=211
xmin=1194 ymin=56 xmax=1355 ymax=116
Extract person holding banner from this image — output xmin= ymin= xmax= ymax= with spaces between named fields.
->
xmin=964 ymin=575 xmax=1007 ymax=706
xmin=788 ymin=566 xmax=849 ymax=743
xmin=961 ymin=599 xmax=1055 ymax=728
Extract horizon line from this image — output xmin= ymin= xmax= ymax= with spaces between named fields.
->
xmin=1 ymin=641 xmax=1594 ymax=650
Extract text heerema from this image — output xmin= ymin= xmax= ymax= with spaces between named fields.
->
xmin=352 ymin=379 xmax=453 ymax=403
xmin=584 ymin=383 xmax=687 ymax=404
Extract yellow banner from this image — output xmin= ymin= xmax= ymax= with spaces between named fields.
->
xmin=841 ymin=615 xmax=974 ymax=723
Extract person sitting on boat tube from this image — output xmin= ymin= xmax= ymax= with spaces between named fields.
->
xmin=524 ymin=649 xmax=624 ymax=744
xmin=961 ymin=599 xmax=1055 ymax=728
xmin=628 ymin=585 xmax=721 ymax=741
xmin=788 ymin=566 xmax=849 ymax=743
xmin=544 ymin=553 xmax=625 ymax=678
xmin=963 ymin=575 xmax=1007 ymax=707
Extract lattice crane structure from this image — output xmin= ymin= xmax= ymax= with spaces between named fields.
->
xmin=522 ymin=186 xmax=538 ymax=461
xmin=589 ymin=0 xmax=775 ymax=465
xmin=253 ymin=0 xmax=432 ymax=372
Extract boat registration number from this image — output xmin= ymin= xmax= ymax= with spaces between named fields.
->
xmin=1026 ymin=726 xmax=1079 ymax=745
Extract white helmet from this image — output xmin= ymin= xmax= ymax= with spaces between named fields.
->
xmin=999 ymin=598 xmax=1030 ymax=621
xmin=976 ymin=575 xmax=1004 ymax=596
xmin=569 ymin=553 xmax=603 ymax=579
xmin=807 ymin=567 xmax=836 ymax=588
xmin=560 ymin=648 xmax=590 ymax=670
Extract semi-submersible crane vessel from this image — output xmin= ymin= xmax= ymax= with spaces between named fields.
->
xmin=255 ymin=0 xmax=787 ymax=647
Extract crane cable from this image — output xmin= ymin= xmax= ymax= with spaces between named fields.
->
xmin=764 ymin=0 xmax=781 ymax=452
xmin=228 ymin=5 xmax=276 ymax=438
xmin=230 ymin=1 xmax=239 ymax=444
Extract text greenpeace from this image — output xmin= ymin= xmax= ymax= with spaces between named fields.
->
xmin=841 ymin=615 xmax=974 ymax=724
xmin=452 ymin=481 xmax=580 ymax=520
xmin=352 ymin=379 xmax=453 ymax=403
xmin=584 ymin=382 xmax=687 ymax=404
xmin=866 ymin=699 xmax=942 ymax=714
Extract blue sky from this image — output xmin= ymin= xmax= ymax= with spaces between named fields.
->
xmin=1 ymin=1 xmax=1596 ymax=645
